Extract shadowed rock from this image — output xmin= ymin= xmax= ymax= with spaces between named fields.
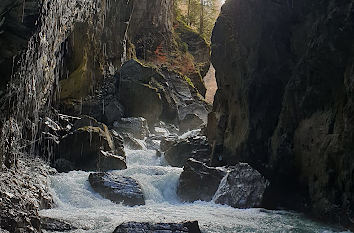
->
xmin=177 ymin=159 xmax=226 ymax=202
xmin=113 ymin=221 xmax=201 ymax=233
xmin=88 ymin=172 xmax=145 ymax=207
xmin=41 ymin=217 xmax=76 ymax=232
xmin=213 ymin=163 xmax=269 ymax=209
xmin=164 ymin=136 xmax=211 ymax=167
xmin=97 ymin=151 xmax=127 ymax=172
xmin=113 ymin=117 xmax=150 ymax=140
xmin=56 ymin=117 xmax=126 ymax=172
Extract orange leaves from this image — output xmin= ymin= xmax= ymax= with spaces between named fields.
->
xmin=154 ymin=43 xmax=167 ymax=64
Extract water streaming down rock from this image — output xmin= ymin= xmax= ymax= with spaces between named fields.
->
xmin=40 ymin=132 xmax=348 ymax=233
xmin=0 ymin=0 xmax=113 ymax=165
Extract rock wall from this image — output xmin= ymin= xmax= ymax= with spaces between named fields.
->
xmin=209 ymin=0 xmax=354 ymax=225
xmin=0 ymin=0 xmax=40 ymax=96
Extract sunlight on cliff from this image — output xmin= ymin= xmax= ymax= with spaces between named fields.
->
xmin=204 ymin=65 xmax=218 ymax=104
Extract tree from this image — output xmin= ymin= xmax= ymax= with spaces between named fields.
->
xmin=175 ymin=0 xmax=222 ymax=42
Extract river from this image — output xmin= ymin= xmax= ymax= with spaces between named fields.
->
xmin=40 ymin=135 xmax=349 ymax=233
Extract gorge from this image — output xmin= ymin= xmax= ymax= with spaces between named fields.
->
xmin=0 ymin=0 xmax=353 ymax=232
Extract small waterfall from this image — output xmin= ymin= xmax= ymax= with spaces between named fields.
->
xmin=40 ymin=132 xmax=346 ymax=233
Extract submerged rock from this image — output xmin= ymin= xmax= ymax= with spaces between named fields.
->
xmin=88 ymin=172 xmax=145 ymax=206
xmin=113 ymin=221 xmax=201 ymax=233
xmin=213 ymin=163 xmax=269 ymax=209
xmin=177 ymin=159 xmax=226 ymax=202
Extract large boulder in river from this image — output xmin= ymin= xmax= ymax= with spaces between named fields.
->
xmin=113 ymin=117 xmax=149 ymax=140
xmin=213 ymin=163 xmax=269 ymax=209
xmin=177 ymin=159 xmax=227 ymax=202
xmin=113 ymin=221 xmax=201 ymax=233
xmin=163 ymin=135 xmax=211 ymax=167
xmin=97 ymin=151 xmax=127 ymax=171
xmin=56 ymin=118 xmax=126 ymax=171
xmin=89 ymin=172 xmax=145 ymax=206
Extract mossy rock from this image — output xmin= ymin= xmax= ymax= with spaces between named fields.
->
xmin=59 ymin=54 xmax=93 ymax=100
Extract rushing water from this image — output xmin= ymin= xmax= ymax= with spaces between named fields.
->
xmin=40 ymin=136 xmax=349 ymax=233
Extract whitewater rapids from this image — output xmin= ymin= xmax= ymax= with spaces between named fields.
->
xmin=40 ymin=139 xmax=349 ymax=233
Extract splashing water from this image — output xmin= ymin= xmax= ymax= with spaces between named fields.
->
xmin=40 ymin=138 xmax=348 ymax=233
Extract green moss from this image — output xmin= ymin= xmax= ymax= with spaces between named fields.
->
xmin=59 ymin=53 xmax=93 ymax=100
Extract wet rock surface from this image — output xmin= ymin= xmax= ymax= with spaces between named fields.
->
xmin=113 ymin=117 xmax=150 ymax=140
xmin=213 ymin=163 xmax=269 ymax=209
xmin=177 ymin=159 xmax=226 ymax=202
xmin=209 ymin=0 xmax=354 ymax=225
xmin=113 ymin=221 xmax=201 ymax=233
xmin=97 ymin=151 xmax=127 ymax=172
xmin=163 ymin=135 xmax=211 ymax=167
xmin=88 ymin=172 xmax=145 ymax=207
xmin=55 ymin=117 xmax=126 ymax=172
xmin=40 ymin=217 xmax=76 ymax=232
xmin=0 ymin=0 xmax=40 ymax=95
xmin=0 ymin=158 xmax=53 ymax=233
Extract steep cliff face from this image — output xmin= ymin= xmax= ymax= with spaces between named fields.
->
xmin=209 ymin=0 xmax=354 ymax=224
xmin=0 ymin=0 xmax=40 ymax=96
xmin=59 ymin=0 xmax=210 ymax=119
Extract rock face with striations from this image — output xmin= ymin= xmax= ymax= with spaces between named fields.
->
xmin=118 ymin=59 xmax=209 ymax=127
xmin=209 ymin=0 xmax=354 ymax=224
xmin=213 ymin=163 xmax=269 ymax=209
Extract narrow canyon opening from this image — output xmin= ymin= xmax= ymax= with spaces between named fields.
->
xmin=0 ymin=0 xmax=353 ymax=232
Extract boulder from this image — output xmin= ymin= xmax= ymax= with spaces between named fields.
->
xmin=118 ymin=60 xmax=164 ymax=124
xmin=164 ymin=136 xmax=211 ymax=167
xmin=145 ymin=138 xmax=160 ymax=151
xmin=97 ymin=151 xmax=127 ymax=171
xmin=110 ymin=130 xmax=126 ymax=155
xmin=88 ymin=172 xmax=145 ymax=206
xmin=160 ymin=135 xmax=179 ymax=152
xmin=177 ymin=159 xmax=226 ymax=202
xmin=213 ymin=163 xmax=269 ymax=209
xmin=179 ymin=113 xmax=204 ymax=133
xmin=121 ymin=133 xmax=144 ymax=150
xmin=53 ymin=159 xmax=75 ymax=173
xmin=56 ymin=120 xmax=126 ymax=171
xmin=40 ymin=217 xmax=76 ymax=232
xmin=113 ymin=117 xmax=149 ymax=140
xmin=178 ymin=103 xmax=208 ymax=126
xmin=113 ymin=221 xmax=201 ymax=233
xmin=118 ymin=60 xmax=209 ymax=126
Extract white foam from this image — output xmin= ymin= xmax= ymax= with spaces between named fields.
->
xmin=41 ymin=135 xmax=349 ymax=233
